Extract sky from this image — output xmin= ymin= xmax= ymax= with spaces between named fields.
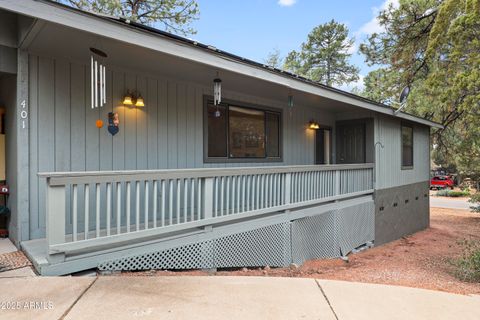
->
xmin=190 ymin=0 xmax=399 ymax=91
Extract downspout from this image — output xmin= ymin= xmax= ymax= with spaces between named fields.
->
xmin=373 ymin=114 xmax=383 ymax=191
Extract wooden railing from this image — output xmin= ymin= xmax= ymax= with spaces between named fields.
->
xmin=40 ymin=163 xmax=374 ymax=256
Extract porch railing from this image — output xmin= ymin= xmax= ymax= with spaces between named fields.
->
xmin=39 ymin=163 xmax=374 ymax=256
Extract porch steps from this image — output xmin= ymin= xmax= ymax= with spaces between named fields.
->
xmin=22 ymin=196 xmax=374 ymax=276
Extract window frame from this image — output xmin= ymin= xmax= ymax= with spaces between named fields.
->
xmin=203 ymin=95 xmax=283 ymax=163
xmin=401 ymin=122 xmax=414 ymax=170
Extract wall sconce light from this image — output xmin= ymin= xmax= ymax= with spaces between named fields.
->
xmin=123 ymin=94 xmax=133 ymax=105
xmin=308 ymin=120 xmax=320 ymax=130
xmin=135 ymin=96 xmax=145 ymax=107
xmin=123 ymin=91 xmax=145 ymax=107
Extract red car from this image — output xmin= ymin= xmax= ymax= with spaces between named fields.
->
xmin=430 ymin=176 xmax=455 ymax=190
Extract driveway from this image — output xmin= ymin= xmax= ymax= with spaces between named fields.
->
xmin=430 ymin=196 xmax=471 ymax=210
xmin=0 ymin=276 xmax=479 ymax=320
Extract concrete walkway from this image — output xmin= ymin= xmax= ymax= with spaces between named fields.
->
xmin=430 ymin=196 xmax=471 ymax=210
xmin=0 ymin=276 xmax=479 ymax=320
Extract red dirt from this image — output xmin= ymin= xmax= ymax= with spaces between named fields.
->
xmin=119 ymin=208 xmax=480 ymax=295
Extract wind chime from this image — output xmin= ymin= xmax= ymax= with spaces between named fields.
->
xmin=90 ymin=47 xmax=108 ymax=109
xmin=288 ymin=88 xmax=294 ymax=117
xmin=213 ymin=74 xmax=222 ymax=117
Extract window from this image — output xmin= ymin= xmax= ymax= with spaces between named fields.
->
xmin=205 ymin=97 xmax=281 ymax=162
xmin=401 ymin=124 xmax=413 ymax=168
xmin=207 ymin=104 xmax=227 ymax=157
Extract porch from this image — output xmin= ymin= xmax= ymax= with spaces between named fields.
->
xmin=24 ymin=163 xmax=374 ymax=275
xmin=0 ymin=4 xmax=380 ymax=274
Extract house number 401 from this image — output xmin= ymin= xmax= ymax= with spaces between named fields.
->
xmin=20 ymin=100 xmax=28 ymax=129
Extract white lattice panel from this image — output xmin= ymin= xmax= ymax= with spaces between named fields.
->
xmin=98 ymin=222 xmax=291 ymax=271
xmin=334 ymin=201 xmax=375 ymax=255
xmin=98 ymin=201 xmax=375 ymax=272
xmin=98 ymin=241 xmax=213 ymax=271
xmin=213 ymin=222 xmax=291 ymax=268
xmin=291 ymin=211 xmax=340 ymax=265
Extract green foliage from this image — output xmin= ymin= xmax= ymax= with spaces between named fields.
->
xmin=283 ymin=20 xmax=359 ymax=87
xmin=56 ymin=0 xmax=199 ymax=35
xmin=469 ymin=193 xmax=480 ymax=213
xmin=355 ymin=68 xmax=400 ymax=104
xmin=359 ymin=0 xmax=480 ymax=180
xmin=436 ymin=189 xmax=470 ymax=197
xmin=283 ymin=50 xmax=303 ymax=76
xmin=453 ymin=240 xmax=480 ymax=282
xmin=264 ymin=48 xmax=283 ymax=69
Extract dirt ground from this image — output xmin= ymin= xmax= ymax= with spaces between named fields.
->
xmin=121 ymin=207 xmax=480 ymax=295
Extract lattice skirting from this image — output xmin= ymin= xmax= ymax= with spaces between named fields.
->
xmin=291 ymin=211 xmax=340 ymax=264
xmin=98 ymin=201 xmax=374 ymax=271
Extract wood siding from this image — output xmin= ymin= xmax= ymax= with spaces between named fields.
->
xmin=28 ymin=54 xmax=334 ymax=239
xmin=374 ymin=115 xmax=430 ymax=190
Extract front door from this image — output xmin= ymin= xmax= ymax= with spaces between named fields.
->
xmin=336 ymin=122 xmax=366 ymax=164
xmin=315 ymin=128 xmax=331 ymax=164
xmin=0 ymin=107 xmax=5 ymax=182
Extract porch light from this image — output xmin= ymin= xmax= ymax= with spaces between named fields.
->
xmin=309 ymin=120 xmax=320 ymax=130
xmin=135 ymin=96 xmax=145 ymax=107
xmin=122 ymin=91 xmax=145 ymax=107
xmin=123 ymin=94 xmax=133 ymax=105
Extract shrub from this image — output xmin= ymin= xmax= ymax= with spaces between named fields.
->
xmin=454 ymin=240 xmax=480 ymax=282
xmin=436 ymin=189 xmax=470 ymax=197
xmin=469 ymin=193 xmax=480 ymax=213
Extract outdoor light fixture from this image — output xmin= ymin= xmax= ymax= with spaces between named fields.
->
xmin=308 ymin=120 xmax=320 ymax=130
xmin=123 ymin=94 xmax=133 ymax=105
xmin=135 ymin=96 xmax=145 ymax=107
xmin=122 ymin=91 xmax=145 ymax=107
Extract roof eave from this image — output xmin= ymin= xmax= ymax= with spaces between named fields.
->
xmin=0 ymin=0 xmax=443 ymax=129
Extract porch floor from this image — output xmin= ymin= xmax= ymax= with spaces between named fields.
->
xmin=21 ymin=238 xmax=48 ymax=273
xmin=21 ymin=194 xmax=375 ymax=276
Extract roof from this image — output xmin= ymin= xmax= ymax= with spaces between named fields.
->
xmin=1 ymin=0 xmax=443 ymax=128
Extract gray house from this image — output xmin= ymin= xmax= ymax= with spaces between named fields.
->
xmin=0 ymin=0 xmax=441 ymax=275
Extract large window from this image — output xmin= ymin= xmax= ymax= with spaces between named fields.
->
xmin=205 ymin=98 xmax=281 ymax=162
xmin=401 ymin=124 xmax=413 ymax=169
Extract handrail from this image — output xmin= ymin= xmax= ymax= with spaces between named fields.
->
xmin=42 ymin=163 xmax=375 ymax=258
xmin=39 ymin=163 xmax=374 ymax=186
xmin=49 ymin=189 xmax=374 ymax=255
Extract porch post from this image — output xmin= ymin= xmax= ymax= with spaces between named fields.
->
xmin=335 ymin=170 xmax=341 ymax=195
xmin=203 ymin=177 xmax=214 ymax=220
xmin=46 ymin=179 xmax=66 ymax=259
xmin=15 ymin=49 xmax=30 ymax=243
xmin=284 ymin=173 xmax=291 ymax=204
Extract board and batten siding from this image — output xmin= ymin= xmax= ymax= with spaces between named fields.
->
xmin=27 ymin=54 xmax=334 ymax=239
xmin=374 ymin=115 xmax=430 ymax=190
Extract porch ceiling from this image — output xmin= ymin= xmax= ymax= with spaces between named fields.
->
xmin=28 ymin=22 xmax=358 ymax=113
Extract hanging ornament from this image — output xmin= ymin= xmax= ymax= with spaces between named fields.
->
xmin=214 ymin=107 xmax=221 ymax=118
xmin=108 ymin=112 xmax=119 ymax=136
xmin=213 ymin=76 xmax=222 ymax=104
xmin=288 ymin=87 xmax=294 ymax=109
xmin=213 ymin=75 xmax=222 ymax=118
xmin=90 ymin=47 xmax=108 ymax=109
xmin=288 ymin=95 xmax=294 ymax=108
